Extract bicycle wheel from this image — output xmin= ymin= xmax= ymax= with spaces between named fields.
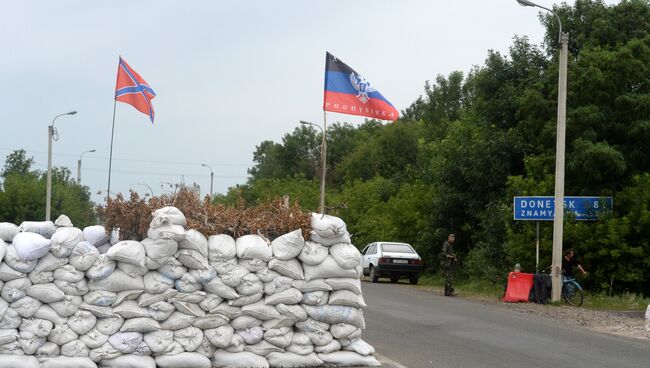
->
xmin=563 ymin=281 xmax=584 ymax=306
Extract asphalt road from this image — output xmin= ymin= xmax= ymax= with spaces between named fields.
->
xmin=361 ymin=281 xmax=650 ymax=368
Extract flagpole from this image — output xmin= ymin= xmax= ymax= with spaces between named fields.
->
xmin=106 ymin=98 xmax=117 ymax=201
xmin=320 ymin=111 xmax=327 ymax=214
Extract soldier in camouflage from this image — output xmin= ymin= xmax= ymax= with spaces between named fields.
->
xmin=440 ymin=233 xmax=457 ymax=296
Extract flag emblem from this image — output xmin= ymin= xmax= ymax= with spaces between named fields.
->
xmin=115 ymin=57 xmax=156 ymax=123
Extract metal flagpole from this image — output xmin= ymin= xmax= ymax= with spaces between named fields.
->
xmin=536 ymin=221 xmax=540 ymax=273
xmin=106 ymin=98 xmax=117 ymax=201
xmin=319 ymin=111 xmax=327 ymax=214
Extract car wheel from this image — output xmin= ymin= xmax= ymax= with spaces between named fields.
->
xmin=409 ymin=275 xmax=419 ymax=285
xmin=390 ymin=276 xmax=399 ymax=283
xmin=370 ymin=266 xmax=379 ymax=283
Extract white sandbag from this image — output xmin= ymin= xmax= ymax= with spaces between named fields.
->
xmin=143 ymin=272 xmax=173 ymax=294
xmin=150 ymin=206 xmax=187 ymax=228
xmin=2 ymin=277 xmax=31 ymax=302
xmin=49 ymin=295 xmax=82 ymax=317
xmin=141 ymin=238 xmax=178 ymax=259
xmin=244 ymin=340 xmax=283 ymax=356
xmin=213 ymin=350 xmax=269 ymax=368
xmin=276 ymin=303 xmax=308 ymax=322
xmin=211 ymin=258 xmax=238 ymax=275
xmin=54 ymin=264 xmax=85 ymax=282
xmin=271 ymin=229 xmax=305 ymax=261
xmin=228 ymin=292 xmax=262 ymax=307
xmin=85 ymin=255 xmax=116 ymax=281
xmin=54 ymin=278 xmax=89 ymax=296
xmin=310 ymin=231 xmax=351 ymax=246
xmin=11 ymin=296 xmax=41 ymax=317
xmin=302 ymin=291 xmax=329 ymax=306
xmin=12 ymin=232 xmax=52 ymax=260
xmin=203 ymin=278 xmax=238 ymax=299
xmin=19 ymin=221 xmax=56 ymax=239
xmin=329 ymin=243 xmax=362 ymax=269
xmin=235 ymin=235 xmax=272 ymax=261
xmin=286 ymin=332 xmax=313 ymax=355
xmin=155 ymin=352 xmax=211 ymax=368
xmin=41 ymin=357 xmax=97 ymax=368
xmin=106 ymin=241 xmax=146 ymax=267
xmin=192 ymin=314 xmax=229 ymax=329
xmin=0 ymin=262 xmax=25 ymax=281
xmin=148 ymin=301 xmax=175 ymax=321
xmin=342 ymin=338 xmax=375 ymax=356
xmin=208 ymin=302 xmax=241 ymax=320
xmin=255 ymin=267 xmax=279 ymax=283
xmin=298 ymin=241 xmax=329 ymax=266
xmin=33 ymin=305 xmax=66 ymax=326
xmin=329 ymin=290 xmax=367 ymax=308
xmin=188 ymin=266 xmax=217 ymax=284
xmin=269 ymin=258 xmax=304 ymax=280
xmin=80 ymin=328 xmax=109 ymax=349
xmin=303 ymin=256 xmax=361 ymax=281
xmin=238 ymin=258 xmax=266 ymax=272
xmin=50 ymin=227 xmax=83 ymax=258
xmin=60 ymin=340 xmax=89 ymax=357
xmin=264 ymin=275 xmax=294 ymax=296
xmin=174 ymin=273 xmax=202 ymax=293
xmin=113 ymin=300 xmax=150 ymax=319
xmin=169 ymin=290 xmax=206 ymax=303
xmin=108 ymin=331 xmax=142 ymax=353
xmin=235 ymin=273 xmax=263 ymax=296
xmin=79 ymin=303 xmax=116 ymax=318
xmin=26 ymin=283 xmax=65 ymax=303
xmin=0 ymin=223 xmax=20 ymax=242
xmin=293 ymin=279 xmax=332 ymax=293
xmin=0 ymin=328 xmax=18 ymax=344
xmin=160 ymin=311 xmax=194 ymax=330
xmin=0 ymin=354 xmax=40 ymax=367
xmin=306 ymin=330 xmax=334 ymax=346
xmin=28 ymin=270 xmax=53 ymax=284
xmin=267 ymin=352 xmax=324 ymax=367
xmin=262 ymin=326 xmax=292 ymax=348
xmin=34 ymin=252 xmax=68 ymax=273
xmin=69 ymin=241 xmax=100 ymax=271
xmin=303 ymin=305 xmax=365 ymax=328
xmin=143 ymin=330 xmax=173 ymax=353
xmin=207 ymin=235 xmax=236 ymax=262
xmin=137 ymin=289 xmax=176 ymax=307
xmin=198 ymin=294 xmax=223 ymax=312
xmin=219 ymin=265 xmax=248 ymax=288
xmin=179 ymin=230 xmax=208 ymax=257
xmin=84 ymin=290 xmax=117 ymax=306
xmin=265 ymin=288 xmax=303 ymax=305
xmin=88 ymin=342 xmax=121 ymax=362
xmin=157 ymin=258 xmax=186 ymax=280
xmin=96 ymin=243 xmax=111 ymax=254
xmin=147 ymin=224 xmax=186 ymax=242
xmin=236 ymin=326 xmax=264 ymax=345
xmin=4 ymin=244 xmax=37 ymax=273
xmin=48 ymin=324 xmax=78 ymax=345
xmin=176 ymin=249 xmax=209 ymax=270
xmin=0 ymin=241 xmax=6 ymax=264
xmin=99 ymin=355 xmax=156 ymax=368
xmin=204 ymin=325 xmax=233 ymax=348
xmin=172 ymin=300 xmax=205 ymax=317
xmin=230 ymin=315 xmax=262 ymax=330
xmin=96 ymin=316 xmax=125 ymax=335
xmin=174 ymin=326 xmax=203 ymax=352
xmin=120 ymin=317 xmax=160 ymax=333
xmin=83 ymin=225 xmax=110 ymax=246
xmin=0 ymin=307 xmax=21 ymax=329
xmin=194 ymin=337 xmax=217 ymax=359
xmin=89 ymin=270 xmax=144 ymax=292
xmin=296 ymin=318 xmax=330 ymax=333
xmin=314 ymin=339 xmax=341 ymax=354
xmin=310 ymin=213 xmax=346 ymax=238
xmin=35 ymin=341 xmax=60 ymax=359
xmin=318 ymin=351 xmax=381 ymax=366
xmin=261 ymin=316 xmax=296 ymax=330
xmin=326 ymin=277 xmax=362 ymax=294
xmin=241 ymin=301 xmax=281 ymax=320
xmin=54 ymin=214 xmax=73 ymax=227
xmin=68 ymin=309 xmax=97 ymax=334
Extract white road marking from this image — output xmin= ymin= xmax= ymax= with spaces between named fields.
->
xmin=375 ymin=352 xmax=410 ymax=368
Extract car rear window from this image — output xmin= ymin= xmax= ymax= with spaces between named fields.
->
xmin=381 ymin=243 xmax=414 ymax=253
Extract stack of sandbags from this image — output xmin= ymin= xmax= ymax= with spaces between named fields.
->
xmin=0 ymin=208 xmax=379 ymax=368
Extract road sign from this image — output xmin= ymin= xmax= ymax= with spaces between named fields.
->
xmin=513 ymin=196 xmax=612 ymax=221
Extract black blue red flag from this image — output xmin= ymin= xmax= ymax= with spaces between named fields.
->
xmin=115 ymin=57 xmax=156 ymax=123
xmin=323 ymin=52 xmax=399 ymax=121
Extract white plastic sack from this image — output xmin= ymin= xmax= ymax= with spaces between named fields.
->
xmin=310 ymin=213 xmax=346 ymax=238
xmin=160 ymin=311 xmax=194 ymax=330
xmin=147 ymin=301 xmax=175 ymax=321
xmin=0 ymin=262 xmax=26 ymax=281
xmin=19 ymin=221 xmax=56 ymax=239
xmin=204 ymin=325 xmax=233 ymax=348
xmin=106 ymin=240 xmax=146 ymax=267
xmin=60 ymin=340 xmax=89 ymax=357
xmin=147 ymin=224 xmax=186 ymax=242
xmin=264 ymin=275 xmax=294 ymax=296
xmin=235 ymin=273 xmax=263 ymax=296
xmin=33 ymin=252 xmax=67 ymax=273
xmin=84 ymin=290 xmax=117 ymax=306
xmin=211 ymin=258 xmax=238 ymax=275
xmin=207 ymin=235 xmax=236 ymax=262
xmin=85 ymin=255 xmax=116 ymax=281
xmin=150 ymin=206 xmax=187 ymax=228
xmin=267 ymin=352 xmax=324 ymax=367
xmin=318 ymin=351 xmax=381 ymax=366
xmin=265 ymin=288 xmax=303 ymax=305
xmin=0 ymin=355 xmax=40 ymax=368
xmin=113 ymin=300 xmax=150 ymax=319
xmin=28 ymin=270 xmax=54 ymax=284
xmin=244 ymin=340 xmax=283 ymax=356
xmin=26 ymin=283 xmax=65 ymax=303
xmin=228 ymin=292 xmax=263 ymax=307
xmin=298 ymin=241 xmax=329 ymax=266
xmin=310 ymin=231 xmax=352 ymax=246
xmin=0 ymin=223 xmax=20 ymax=242
xmin=89 ymin=270 xmax=144 ymax=292
xmin=329 ymin=243 xmax=362 ymax=269
xmin=11 ymin=295 xmax=41 ymax=317
xmin=120 ymin=317 xmax=160 ymax=333
xmin=157 ymin=258 xmax=186 ymax=280
xmin=69 ymin=241 xmax=100 ymax=271
xmin=176 ymin=249 xmax=209 ymax=270
xmin=155 ymin=352 xmax=211 ymax=368
xmin=88 ymin=342 xmax=121 ymax=362
xmin=213 ymin=350 xmax=269 ymax=368
xmin=83 ymin=225 xmax=110 ymax=246
xmin=314 ymin=339 xmax=341 ymax=354
xmin=35 ymin=341 xmax=60 ymax=359
xmin=96 ymin=316 xmax=125 ymax=335
xmin=174 ymin=326 xmax=203 ymax=352
xmin=68 ymin=309 xmax=97 ymax=334
xmin=143 ymin=272 xmax=173 ymax=294
xmin=238 ymin=258 xmax=266 ymax=272
xmin=50 ymin=227 xmax=84 ymax=258
xmin=303 ymin=305 xmax=365 ymax=328
xmin=293 ymin=279 xmax=332 ymax=292
xmin=108 ymin=331 xmax=143 ymax=353
xmin=242 ymin=301 xmax=281 ymax=320
xmin=141 ymin=238 xmax=178 ymax=259
xmin=143 ymin=330 xmax=173 ymax=353
xmin=303 ymin=256 xmax=361 ymax=281
xmin=235 ymin=235 xmax=272 ymax=261
xmin=179 ymin=230 xmax=208 ymax=258
xmin=263 ymin=326 xmax=293 ymax=348
xmin=47 ymin=324 xmax=78 ymax=346
xmin=343 ymin=338 xmax=376 ymax=356
xmin=40 ymin=357 xmax=96 ymax=368
xmin=271 ymin=229 xmax=305 ymax=260
xmin=2 ymin=277 xmax=31 ymax=302
xmin=326 ymin=277 xmax=363 ymax=294
xmin=204 ymin=278 xmax=239 ymax=299
xmin=302 ymin=291 xmax=329 ymax=306
xmin=269 ymin=258 xmax=304 ymax=280
xmin=49 ymin=295 xmax=82 ymax=317
xmin=54 ymin=214 xmax=73 ymax=227
xmin=5 ymin=244 xmax=37 ymax=273
xmin=54 ymin=278 xmax=89 ymax=296
xmin=329 ymin=290 xmax=367 ymax=308
xmin=12 ymin=232 xmax=52 ymax=260
xmin=34 ymin=305 xmax=66 ymax=326
xmin=189 ymin=266 xmax=217 ymax=284
xmin=79 ymin=328 xmax=109 ymax=349
xmin=54 ymin=265 xmax=85 ymax=283
xmin=99 ymin=355 xmax=156 ymax=368
xmin=276 ymin=303 xmax=308 ymax=322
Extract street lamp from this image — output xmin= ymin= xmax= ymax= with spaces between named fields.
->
xmin=516 ymin=0 xmax=568 ymax=302
xmin=201 ymin=164 xmax=214 ymax=200
xmin=77 ymin=149 xmax=96 ymax=183
xmin=300 ymin=120 xmax=326 ymax=214
xmin=46 ymin=110 xmax=77 ymax=221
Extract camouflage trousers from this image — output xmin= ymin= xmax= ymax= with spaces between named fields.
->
xmin=442 ymin=264 xmax=455 ymax=296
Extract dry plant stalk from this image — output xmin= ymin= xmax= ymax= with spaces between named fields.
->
xmin=96 ymin=188 xmax=311 ymax=241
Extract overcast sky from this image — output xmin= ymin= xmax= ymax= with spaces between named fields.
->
xmin=0 ymin=0 xmax=618 ymax=203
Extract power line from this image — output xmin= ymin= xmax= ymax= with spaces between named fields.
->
xmin=30 ymin=164 xmax=248 ymax=179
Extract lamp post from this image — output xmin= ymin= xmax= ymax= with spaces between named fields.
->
xmin=77 ymin=149 xmax=96 ymax=183
xmin=201 ymin=163 xmax=214 ymax=200
xmin=516 ymin=0 xmax=568 ymax=302
xmin=46 ymin=111 xmax=77 ymax=221
xmin=300 ymin=120 xmax=326 ymax=214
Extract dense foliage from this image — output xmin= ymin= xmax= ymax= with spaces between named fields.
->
xmin=0 ymin=149 xmax=96 ymax=227
xmin=218 ymin=0 xmax=650 ymax=295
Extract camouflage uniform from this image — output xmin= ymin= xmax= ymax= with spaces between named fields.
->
xmin=440 ymin=241 xmax=456 ymax=296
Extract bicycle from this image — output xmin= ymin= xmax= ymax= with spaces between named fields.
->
xmin=541 ymin=267 xmax=584 ymax=306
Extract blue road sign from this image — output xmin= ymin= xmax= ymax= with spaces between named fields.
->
xmin=513 ymin=196 xmax=613 ymax=221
